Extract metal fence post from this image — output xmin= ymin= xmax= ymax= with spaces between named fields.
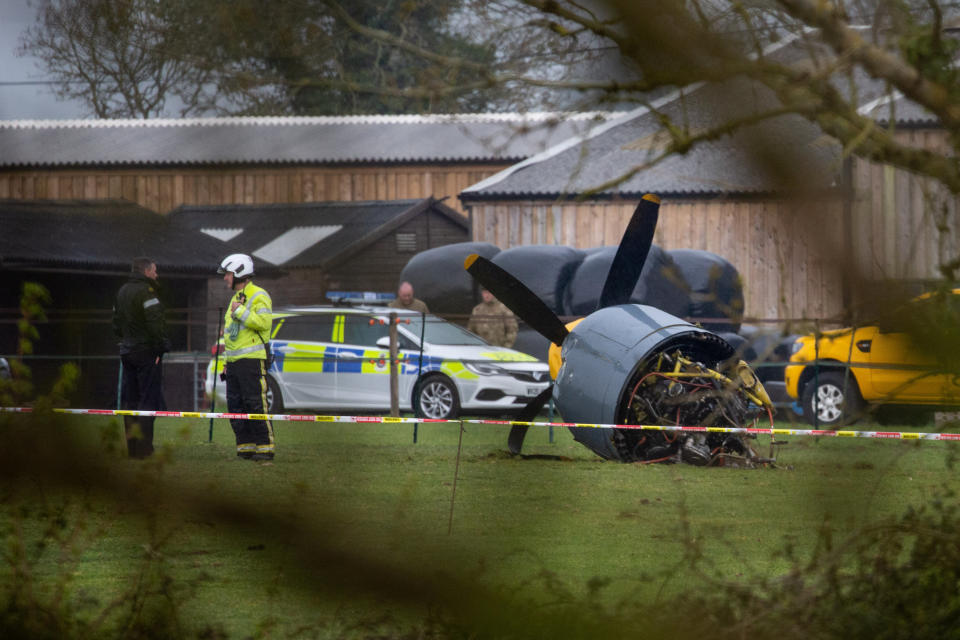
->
xmin=389 ymin=312 xmax=399 ymax=417
xmin=116 ymin=360 xmax=123 ymax=410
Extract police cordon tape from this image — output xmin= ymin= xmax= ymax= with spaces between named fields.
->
xmin=3 ymin=406 xmax=960 ymax=442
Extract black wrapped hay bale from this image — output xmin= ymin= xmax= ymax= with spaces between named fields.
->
xmin=398 ymin=242 xmax=501 ymax=317
xmin=667 ymin=249 xmax=744 ymax=333
xmin=490 ymin=245 xmax=585 ymax=315
xmin=563 ymin=244 xmax=690 ymax=318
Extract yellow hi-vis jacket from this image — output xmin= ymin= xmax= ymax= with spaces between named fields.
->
xmin=224 ymin=281 xmax=273 ymax=362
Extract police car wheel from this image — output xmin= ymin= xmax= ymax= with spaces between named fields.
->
xmin=415 ymin=375 xmax=460 ymax=420
xmin=266 ymin=376 xmax=284 ymax=413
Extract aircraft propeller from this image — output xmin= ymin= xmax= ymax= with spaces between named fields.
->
xmin=506 ymin=386 xmax=553 ymax=455
xmin=462 ymin=254 xmax=570 ymax=346
xmin=464 ymin=194 xmax=662 ymax=454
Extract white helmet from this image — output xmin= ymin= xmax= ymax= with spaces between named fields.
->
xmin=218 ymin=253 xmax=254 ymax=278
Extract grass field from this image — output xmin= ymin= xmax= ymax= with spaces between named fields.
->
xmin=3 ymin=411 xmax=960 ymax=638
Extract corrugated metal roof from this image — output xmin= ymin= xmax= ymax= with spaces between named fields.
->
xmin=167 ymin=198 xmax=467 ymax=269
xmin=460 ymin=35 xmax=929 ymax=200
xmin=859 ymin=92 xmax=938 ymax=126
xmin=0 ymin=113 xmax=616 ymax=168
xmin=462 ymin=79 xmax=846 ymax=199
xmin=0 ymin=199 xmax=231 ymax=272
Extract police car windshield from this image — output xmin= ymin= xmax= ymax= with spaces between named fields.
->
xmin=405 ymin=316 xmax=488 ymax=346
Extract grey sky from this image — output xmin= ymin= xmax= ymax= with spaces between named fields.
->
xmin=0 ymin=0 xmax=88 ymax=119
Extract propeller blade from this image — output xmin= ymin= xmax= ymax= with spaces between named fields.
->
xmin=597 ymin=193 xmax=661 ymax=309
xmin=508 ymin=385 xmax=553 ymax=455
xmin=464 ymin=254 xmax=570 ymax=346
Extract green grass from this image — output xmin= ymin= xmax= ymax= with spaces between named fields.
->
xmin=4 ymin=412 xmax=960 ymax=638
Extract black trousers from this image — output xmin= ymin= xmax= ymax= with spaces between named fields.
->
xmin=120 ymin=349 xmax=164 ymax=459
xmin=225 ymin=358 xmax=275 ymax=458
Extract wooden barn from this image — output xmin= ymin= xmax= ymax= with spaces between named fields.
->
xmin=0 ymin=196 xmax=469 ymax=401
xmin=460 ymin=78 xmax=958 ymax=324
xmin=167 ymin=197 xmax=470 ymax=313
xmin=2 ymin=100 xmax=954 ymax=328
xmin=0 ymin=113 xmax=599 ymax=406
xmin=0 ymin=113 xmax=611 ymax=217
xmin=0 ymin=199 xmax=232 ymax=408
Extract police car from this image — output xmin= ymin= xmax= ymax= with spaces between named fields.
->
xmin=205 ymin=305 xmax=551 ymax=419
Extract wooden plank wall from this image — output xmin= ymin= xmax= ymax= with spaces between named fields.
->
xmin=468 ymin=198 xmax=846 ymax=321
xmin=472 ymin=200 xmax=641 ymax=248
xmin=851 ymin=129 xmax=960 ymax=283
xmin=0 ymin=164 xmax=504 ymax=216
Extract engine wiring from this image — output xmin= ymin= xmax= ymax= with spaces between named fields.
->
xmin=616 ymin=348 xmax=778 ymax=467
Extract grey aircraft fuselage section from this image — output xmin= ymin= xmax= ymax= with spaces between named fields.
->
xmin=553 ymin=304 xmax=735 ymax=461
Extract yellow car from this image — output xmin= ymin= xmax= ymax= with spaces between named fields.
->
xmin=785 ymin=289 xmax=960 ymax=426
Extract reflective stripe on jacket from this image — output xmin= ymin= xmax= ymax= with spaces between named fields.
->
xmin=224 ymin=282 xmax=272 ymax=362
xmin=113 ymin=273 xmax=170 ymax=355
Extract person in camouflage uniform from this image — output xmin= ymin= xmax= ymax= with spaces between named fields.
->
xmin=468 ymin=287 xmax=518 ymax=348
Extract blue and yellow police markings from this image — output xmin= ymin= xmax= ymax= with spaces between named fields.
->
xmin=271 ymin=341 xmax=335 ymax=373
xmin=333 ymin=347 xmax=392 ymax=375
xmin=397 ymin=353 xmax=472 ymax=379
xmin=305 ymin=347 xmax=446 ymax=376
xmin=268 ymin=344 xmax=475 ymax=381
xmin=361 ymin=349 xmax=390 ymax=374
xmin=333 ymin=347 xmax=401 ymax=374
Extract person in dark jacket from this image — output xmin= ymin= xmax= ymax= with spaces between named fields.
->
xmin=113 ymin=257 xmax=170 ymax=458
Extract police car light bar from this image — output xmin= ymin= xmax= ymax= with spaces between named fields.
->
xmin=325 ymin=291 xmax=397 ymax=305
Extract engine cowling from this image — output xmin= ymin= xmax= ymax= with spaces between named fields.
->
xmin=554 ymin=304 xmax=737 ymax=462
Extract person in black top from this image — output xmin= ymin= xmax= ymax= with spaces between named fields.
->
xmin=112 ymin=257 xmax=170 ymax=458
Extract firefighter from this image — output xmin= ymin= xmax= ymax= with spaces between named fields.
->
xmin=113 ymin=257 xmax=170 ymax=458
xmin=218 ymin=253 xmax=275 ymax=462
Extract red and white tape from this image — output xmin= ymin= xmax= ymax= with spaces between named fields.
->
xmin=3 ymin=406 xmax=960 ymax=441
